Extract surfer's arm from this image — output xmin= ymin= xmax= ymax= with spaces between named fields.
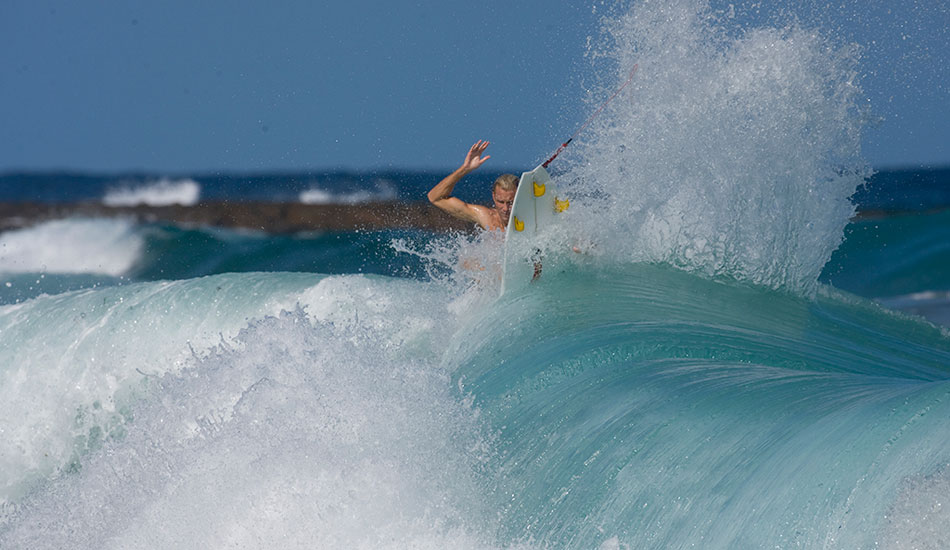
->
xmin=427 ymin=167 xmax=484 ymax=225
xmin=427 ymin=140 xmax=493 ymax=228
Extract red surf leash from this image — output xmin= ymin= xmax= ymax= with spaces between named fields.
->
xmin=542 ymin=64 xmax=639 ymax=168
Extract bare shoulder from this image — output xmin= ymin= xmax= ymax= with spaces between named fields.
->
xmin=430 ymin=196 xmax=481 ymax=225
xmin=468 ymin=204 xmax=498 ymax=230
xmin=476 ymin=208 xmax=506 ymax=232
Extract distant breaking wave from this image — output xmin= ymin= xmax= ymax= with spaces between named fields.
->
xmin=102 ymin=178 xmax=201 ymax=207
xmin=299 ymin=179 xmax=397 ymax=205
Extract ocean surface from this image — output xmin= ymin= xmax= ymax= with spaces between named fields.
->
xmin=2 ymin=1 xmax=950 ymax=548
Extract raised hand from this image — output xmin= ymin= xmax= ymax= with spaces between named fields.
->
xmin=461 ymin=140 xmax=491 ymax=173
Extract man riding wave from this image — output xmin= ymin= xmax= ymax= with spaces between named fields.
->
xmin=427 ymin=140 xmax=518 ymax=231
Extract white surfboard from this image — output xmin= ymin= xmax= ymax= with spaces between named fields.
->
xmin=500 ymin=165 xmax=568 ymax=294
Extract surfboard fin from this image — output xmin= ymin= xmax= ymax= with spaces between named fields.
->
xmin=555 ymin=197 xmax=570 ymax=212
xmin=513 ymin=216 xmax=524 ymax=231
xmin=533 ymin=181 xmax=546 ymax=197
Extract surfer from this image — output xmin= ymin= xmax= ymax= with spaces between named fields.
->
xmin=427 ymin=140 xmax=518 ymax=231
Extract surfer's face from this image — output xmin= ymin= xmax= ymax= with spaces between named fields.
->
xmin=492 ymin=188 xmax=516 ymax=225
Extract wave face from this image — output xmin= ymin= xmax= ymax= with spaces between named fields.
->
xmin=449 ymin=263 xmax=950 ymax=548
xmin=2 ymin=266 xmax=948 ymax=548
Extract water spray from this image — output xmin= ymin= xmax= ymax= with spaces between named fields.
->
xmin=542 ymin=64 xmax=639 ymax=168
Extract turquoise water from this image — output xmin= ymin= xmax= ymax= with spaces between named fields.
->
xmin=453 ymin=263 xmax=950 ymax=547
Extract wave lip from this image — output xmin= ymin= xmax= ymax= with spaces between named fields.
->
xmin=0 ymin=218 xmax=143 ymax=276
xmin=102 ymin=178 xmax=201 ymax=207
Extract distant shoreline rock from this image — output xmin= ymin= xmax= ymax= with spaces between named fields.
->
xmin=0 ymin=201 xmax=474 ymax=233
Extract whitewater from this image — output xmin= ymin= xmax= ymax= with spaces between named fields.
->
xmin=2 ymin=1 xmax=950 ymax=548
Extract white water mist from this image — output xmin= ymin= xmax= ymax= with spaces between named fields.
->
xmin=562 ymin=0 xmax=871 ymax=293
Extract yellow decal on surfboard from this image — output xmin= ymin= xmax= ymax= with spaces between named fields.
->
xmin=513 ymin=216 xmax=524 ymax=231
xmin=533 ymin=181 xmax=546 ymax=197
xmin=555 ymin=197 xmax=570 ymax=212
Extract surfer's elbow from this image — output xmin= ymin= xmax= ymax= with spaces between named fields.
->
xmin=428 ymin=195 xmax=451 ymax=215
xmin=427 ymin=189 xmax=448 ymax=206
xmin=429 ymin=195 xmax=462 ymax=217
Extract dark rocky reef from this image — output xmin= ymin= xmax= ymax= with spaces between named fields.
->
xmin=0 ymin=201 xmax=474 ymax=233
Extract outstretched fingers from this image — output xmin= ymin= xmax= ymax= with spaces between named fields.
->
xmin=471 ymin=140 xmax=490 ymax=155
xmin=464 ymin=140 xmax=491 ymax=170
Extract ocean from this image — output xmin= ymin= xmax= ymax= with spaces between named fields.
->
xmin=2 ymin=1 xmax=950 ymax=549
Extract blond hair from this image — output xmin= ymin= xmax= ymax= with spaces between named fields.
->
xmin=493 ymin=173 xmax=519 ymax=192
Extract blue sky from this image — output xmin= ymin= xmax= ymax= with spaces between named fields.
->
xmin=1 ymin=0 xmax=947 ymax=172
